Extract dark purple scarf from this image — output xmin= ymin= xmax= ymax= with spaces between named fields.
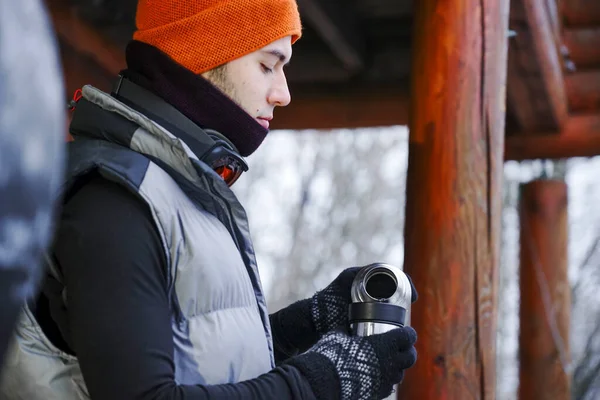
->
xmin=122 ymin=40 xmax=268 ymax=157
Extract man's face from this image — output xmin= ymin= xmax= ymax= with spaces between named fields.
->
xmin=202 ymin=36 xmax=293 ymax=130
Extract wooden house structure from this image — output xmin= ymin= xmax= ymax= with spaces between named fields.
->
xmin=45 ymin=0 xmax=600 ymax=398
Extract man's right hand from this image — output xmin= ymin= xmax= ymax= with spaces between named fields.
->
xmin=285 ymin=326 xmax=417 ymax=400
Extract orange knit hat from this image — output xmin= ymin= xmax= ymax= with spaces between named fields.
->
xmin=133 ymin=0 xmax=302 ymax=75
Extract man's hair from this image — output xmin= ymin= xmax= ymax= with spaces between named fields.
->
xmin=202 ymin=63 xmax=238 ymax=104
xmin=203 ymin=64 xmax=228 ymax=89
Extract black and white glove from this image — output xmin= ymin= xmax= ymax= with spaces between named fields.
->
xmin=310 ymin=267 xmax=362 ymax=335
xmin=269 ymin=267 xmax=417 ymax=361
xmin=285 ymin=326 xmax=418 ymax=400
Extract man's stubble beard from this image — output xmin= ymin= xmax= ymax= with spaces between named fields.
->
xmin=202 ymin=64 xmax=242 ymax=108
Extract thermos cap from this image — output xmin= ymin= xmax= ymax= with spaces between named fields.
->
xmin=348 ymin=302 xmax=406 ymax=326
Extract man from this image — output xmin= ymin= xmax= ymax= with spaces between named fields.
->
xmin=0 ymin=1 xmax=418 ymax=399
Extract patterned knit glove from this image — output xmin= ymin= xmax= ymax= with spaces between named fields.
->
xmin=310 ymin=267 xmax=362 ymax=336
xmin=269 ymin=267 xmax=418 ymax=363
xmin=285 ymin=326 xmax=418 ymax=400
xmin=312 ymin=267 xmax=418 ymax=336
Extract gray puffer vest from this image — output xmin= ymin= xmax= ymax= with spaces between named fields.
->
xmin=0 ymin=85 xmax=275 ymax=399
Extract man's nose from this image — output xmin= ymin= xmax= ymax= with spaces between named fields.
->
xmin=268 ymin=72 xmax=291 ymax=107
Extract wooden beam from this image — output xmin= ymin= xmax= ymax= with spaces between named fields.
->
xmin=286 ymin=48 xmax=354 ymax=83
xmin=58 ymin=40 xmax=114 ymax=98
xmin=565 ymin=70 xmax=600 ymax=112
xmin=46 ymin=0 xmax=125 ymax=76
xmin=296 ymin=0 xmax=365 ymax=72
xmin=519 ymin=180 xmax=571 ymax=400
xmin=287 ymin=45 xmax=411 ymax=84
xmin=271 ymin=83 xmax=409 ymax=130
xmin=544 ymin=0 xmax=561 ymax=39
xmin=562 ymin=0 xmax=600 ymax=27
xmin=507 ymin=0 xmax=568 ymax=132
xmin=398 ymin=0 xmax=509 ymax=399
xmin=505 ymin=114 xmax=600 ymax=160
xmin=355 ymin=0 xmax=413 ymax=19
xmin=563 ymin=28 xmax=600 ymax=69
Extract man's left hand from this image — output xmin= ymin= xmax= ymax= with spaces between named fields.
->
xmin=311 ymin=266 xmax=418 ymax=336
xmin=269 ymin=265 xmax=418 ymax=363
xmin=310 ymin=267 xmax=361 ymax=336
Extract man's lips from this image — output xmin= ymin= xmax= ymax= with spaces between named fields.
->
xmin=257 ymin=117 xmax=271 ymax=130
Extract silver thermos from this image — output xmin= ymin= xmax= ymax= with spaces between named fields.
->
xmin=349 ymin=263 xmax=413 ymax=336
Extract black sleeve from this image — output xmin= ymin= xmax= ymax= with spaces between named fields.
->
xmin=53 ymin=175 xmax=319 ymax=400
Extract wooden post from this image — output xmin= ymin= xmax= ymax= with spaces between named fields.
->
xmin=518 ymin=180 xmax=571 ymax=400
xmin=399 ymin=1 xmax=509 ymax=399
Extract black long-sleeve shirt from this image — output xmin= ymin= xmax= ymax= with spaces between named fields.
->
xmin=46 ymin=175 xmax=318 ymax=399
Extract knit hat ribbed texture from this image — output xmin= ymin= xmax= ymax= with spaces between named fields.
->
xmin=133 ymin=0 xmax=302 ymax=74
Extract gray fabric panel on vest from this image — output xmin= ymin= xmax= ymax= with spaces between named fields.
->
xmin=69 ymin=98 xmax=139 ymax=148
xmin=82 ymin=86 xmax=202 ymax=184
xmin=192 ymin=161 xmax=276 ymax=364
xmin=138 ymin=162 xmax=272 ymax=384
xmin=0 ymin=305 xmax=89 ymax=400
xmin=130 ymin=126 xmax=200 ymax=184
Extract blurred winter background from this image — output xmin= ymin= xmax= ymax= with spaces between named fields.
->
xmin=232 ymin=126 xmax=600 ymax=400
